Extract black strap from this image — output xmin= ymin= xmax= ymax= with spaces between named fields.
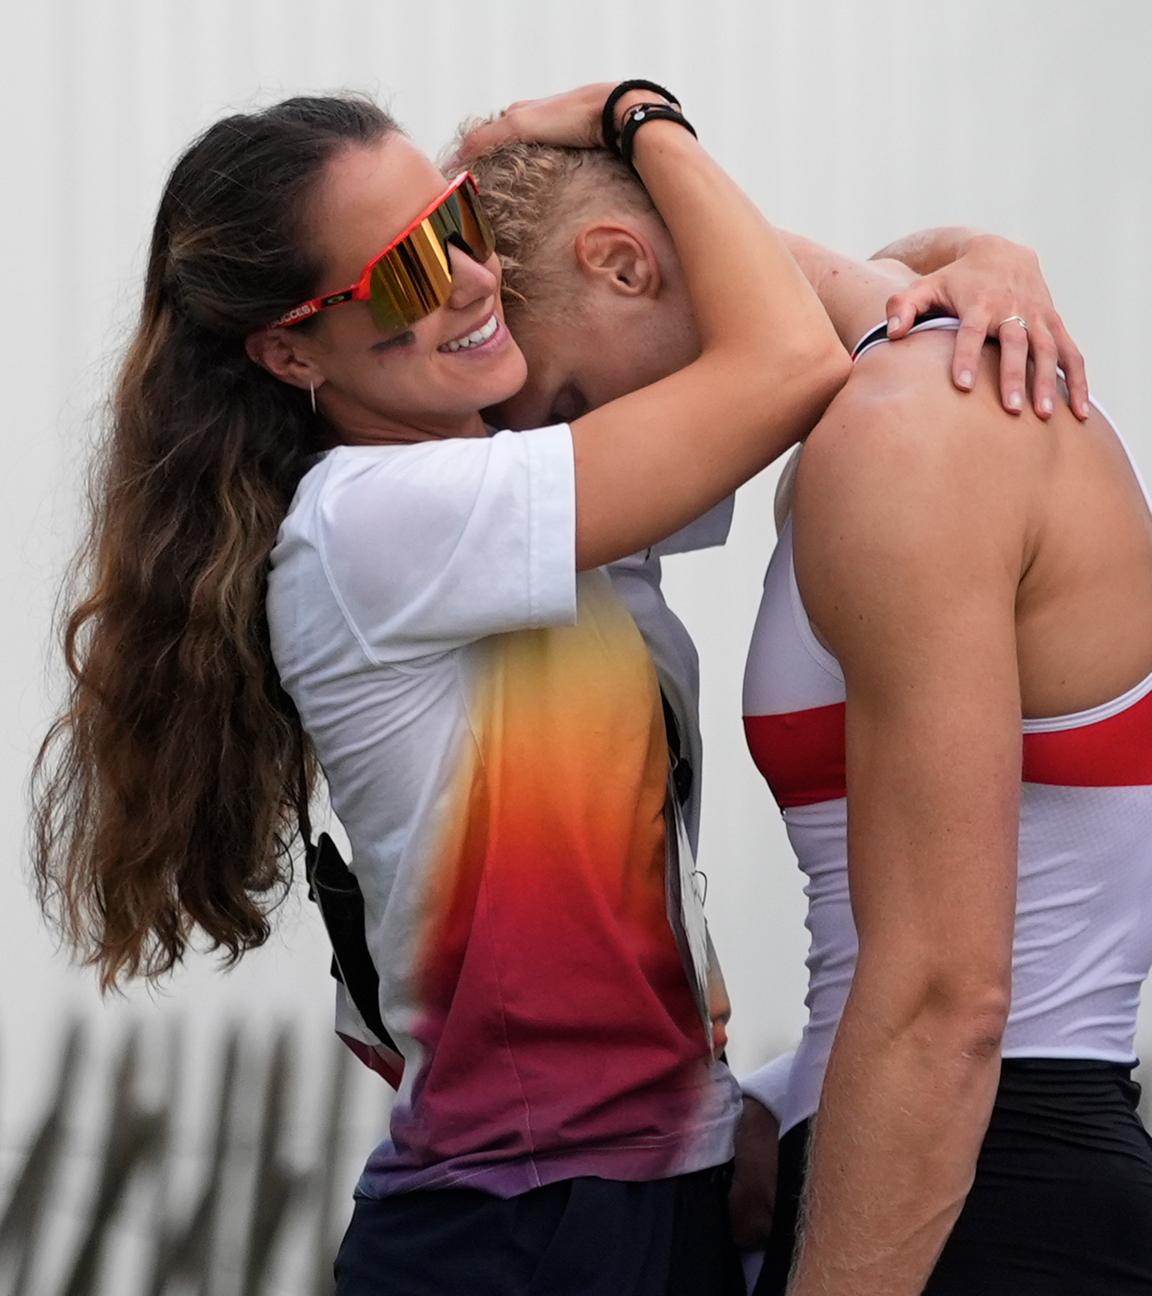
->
xmin=618 ymin=103 xmax=698 ymax=175
xmin=296 ymin=741 xmax=397 ymax=1052
xmin=295 ymin=741 xmax=315 ymax=878
xmin=660 ymin=689 xmax=694 ymax=809
xmin=600 ymin=79 xmax=681 ymax=154
xmin=851 ymin=308 xmax=953 ymax=360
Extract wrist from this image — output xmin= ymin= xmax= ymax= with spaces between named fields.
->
xmin=601 ymin=79 xmax=681 ymax=151
xmin=620 ymin=102 xmax=698 ymax=178
xmin=613 ymin=88 xmax=671 ymax=134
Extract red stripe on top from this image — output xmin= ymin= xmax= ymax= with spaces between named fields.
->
xmin=744 ymin=704 xmax=847 ymax=809
xmin=747 ymin=685 xmax=1152 ymax=808
xmin=1023 ymin=686 xmax=1152 ymax=787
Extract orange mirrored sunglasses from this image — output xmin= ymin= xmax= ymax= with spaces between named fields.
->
xmin=269 ymin=172 xmax=495 ymax=333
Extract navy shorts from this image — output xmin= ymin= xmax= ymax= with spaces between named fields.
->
xmin=335 ymin=1165 xmax=745 ymax=1296
xmin=753 ymin=1060 xmax=1152 ymax=1295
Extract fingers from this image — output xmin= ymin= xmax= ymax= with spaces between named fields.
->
xmin=885 ymin=282 xmax=935 ymax=339
xmin=995 ymin=317 xmax=1030 ymax=415
xmin=889 ymin=275 xmax=1004 ymax=399
xmin=1025 ymin=321 xmax=1061 ymax=420
xmin=452 ymin=119 xmax=505 ymax=167
xmin=454 ymin=86 xmax=611 ymax=167
xmin=1051 ymin=316 xmax=1092 ymax=420
xmin=450 ymin=104 xmax=536 ymax=167
xmin=950 ymin=310 xmax=992 ymax=394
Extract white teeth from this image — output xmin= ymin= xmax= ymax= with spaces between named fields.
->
xmin=440 ymin=314 xmax=498 ymax=353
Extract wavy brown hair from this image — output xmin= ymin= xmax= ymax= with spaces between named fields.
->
xmin=31 ymin=95 xmax=398 ymax=990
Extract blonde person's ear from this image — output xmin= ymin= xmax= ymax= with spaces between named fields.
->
xmin=245 ymin=328 xmax=325 ymax=394
xmin=573 ymin=223 xmax=661 ymax=298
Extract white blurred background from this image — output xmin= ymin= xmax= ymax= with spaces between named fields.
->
xmin=2 ymin=0 xmax=1150 ymax=1290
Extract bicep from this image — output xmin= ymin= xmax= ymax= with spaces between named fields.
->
xmin=840 ymin=608 xmax=1021 ymax=977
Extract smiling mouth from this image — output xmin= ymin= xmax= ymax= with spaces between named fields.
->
xmin=438 ymin=313 xmax=499 ymax=353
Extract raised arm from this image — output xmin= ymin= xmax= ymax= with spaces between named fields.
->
xmin=458 ymin=84 xmax=849 ymax=571
xmin=785 ymin=340 xmax=1028 ymax=1295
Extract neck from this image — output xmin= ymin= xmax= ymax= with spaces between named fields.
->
xmin=321 ymin=401 xmax=489 ymax=448
xmin=777 ymin=230 xmax=916 ymax=353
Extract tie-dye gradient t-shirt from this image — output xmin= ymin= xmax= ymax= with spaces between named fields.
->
xmin=267 ymin=426 xmax=740 ymax=1198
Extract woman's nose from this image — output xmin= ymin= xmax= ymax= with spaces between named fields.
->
xmin=446 ymin=244 xmax=500 ymax=310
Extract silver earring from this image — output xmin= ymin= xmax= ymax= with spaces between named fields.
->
xmin=309 ymin=381 xmax=317 ymax=415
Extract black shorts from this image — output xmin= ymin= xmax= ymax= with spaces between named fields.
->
xmin=335 ymin=1164 xmax=746 ymax=1296
xmin=753 ymin=1059 xmax=1152 ymax=1296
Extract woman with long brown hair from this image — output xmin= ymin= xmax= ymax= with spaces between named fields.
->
xmin=30 ymin=81 xmax=850 ymax=1293
xmin=27 ymin=81 xmax=1060 ymax=1293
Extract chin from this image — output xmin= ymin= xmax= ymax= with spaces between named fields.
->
xmin=480 ymin=348 xmax=529 ymax=412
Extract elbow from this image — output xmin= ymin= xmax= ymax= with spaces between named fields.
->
xmin=712 ymin=336 xmax=849 ymax=436
xmin=804 ymin=339 xmax=853 ymax=409
xmin=948 ymin=998 xmax=1010 ymax=1062
xmin=855 ymin=954 xmax=1011 ymax=1063
xmin=753 ymin=335 xmax=851 ymax=418
xmin=911 ymin=975 xmax=1011 ymax=1061
xmin=767 ymin=336 xmax=850 ymax=432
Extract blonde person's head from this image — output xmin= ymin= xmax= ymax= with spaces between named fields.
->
xmin=455 ymin=124 xmax=658 ymax=313
xmin=454 ymin=123 xmax=700 ymax=431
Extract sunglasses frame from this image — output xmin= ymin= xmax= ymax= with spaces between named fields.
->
xmin=269 ymin=171 xmax=491 ymax=331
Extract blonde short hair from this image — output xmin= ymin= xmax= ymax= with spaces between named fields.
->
xmin=454 ymin=124 xmax=657 ymax=311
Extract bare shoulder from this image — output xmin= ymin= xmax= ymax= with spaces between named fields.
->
xmin=793 ymin=331 xmax=1045 ymax=662
xmin=797 ymin=329 xmax=1048 ymax=532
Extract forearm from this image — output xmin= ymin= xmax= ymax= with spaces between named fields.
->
xmin=633 ymin=127 xmax=843 ymax=377
xmin=869 ymin=226 xmax=986 ymax=275
xmin=788 ymin=989 xmax=1003 ymax=1296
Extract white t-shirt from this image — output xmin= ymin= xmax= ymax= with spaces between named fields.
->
xmin=267 ymin=426 xmax=739 ymax=1199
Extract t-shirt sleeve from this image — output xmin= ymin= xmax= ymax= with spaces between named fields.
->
xmin=316 ymin=426 xmax=577 ymax=662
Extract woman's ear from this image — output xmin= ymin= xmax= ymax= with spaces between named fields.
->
xmin=573 ymin=223 xmax=662 ymax=299
xmin=245 ymin=328 xmax=324 ymax=392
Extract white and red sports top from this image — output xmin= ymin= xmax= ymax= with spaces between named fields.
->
xmin=742 ymin=317 xmax=1152 ymax=1135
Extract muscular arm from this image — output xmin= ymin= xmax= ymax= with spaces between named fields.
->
xmin=785 ymin=339 xmax=1029 ymax=1295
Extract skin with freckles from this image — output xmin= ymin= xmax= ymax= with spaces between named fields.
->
xmin=247 ymin=135 xmax=528 ymax=445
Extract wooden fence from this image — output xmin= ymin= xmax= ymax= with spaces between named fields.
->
xmin=2 ymin=1025 xmax=1149 ymax=1295
xmin=0 ymin=1023 xmax=390 ymax=1296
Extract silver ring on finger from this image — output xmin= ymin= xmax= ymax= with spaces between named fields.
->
xmin=997 ymin=314 xmax=1029 ymax=333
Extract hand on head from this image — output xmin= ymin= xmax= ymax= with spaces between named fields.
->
xmin=452 ymin=82 xmax=680 ymax=168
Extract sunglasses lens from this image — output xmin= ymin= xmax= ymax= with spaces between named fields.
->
xmin=431 ymin=181 xmax=496 ymax=263
xmin=367 ymin=229 xmax=452 ymax=332
xmin=365 ymin=178 xmax=496 ymax=333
